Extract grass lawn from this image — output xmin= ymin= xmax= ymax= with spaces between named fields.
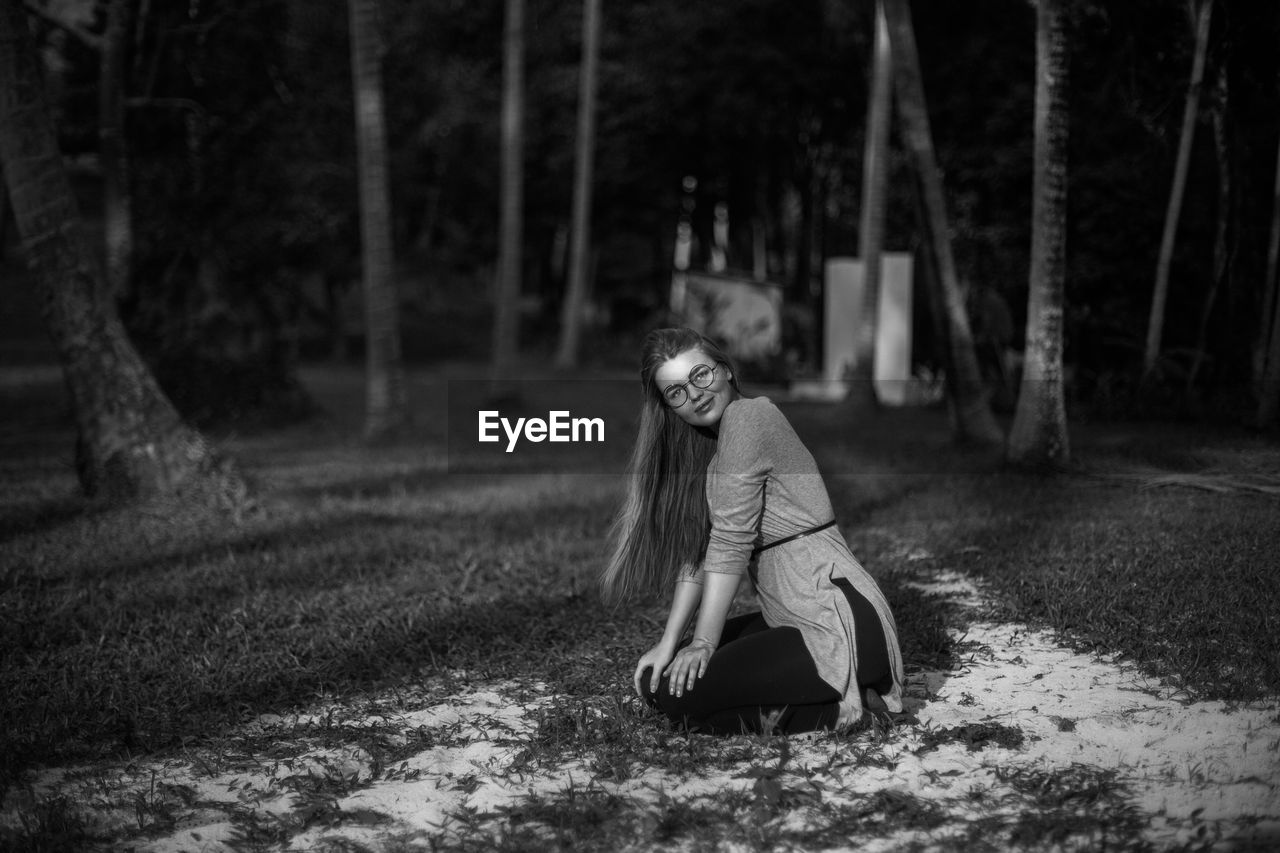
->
xmin=1 ymin=362 xmax=1278 ymax=838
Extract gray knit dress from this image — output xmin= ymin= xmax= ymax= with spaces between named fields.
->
xmin=689 ymin=396 xmax=906 ymax=718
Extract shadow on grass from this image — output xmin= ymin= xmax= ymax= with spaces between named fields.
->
xmin=0 ymin=497 xmax=95 ymax=546
xmin=277 ymin=466 xmax=628 ymax=503
xmin=877 ymin=467 xmax=1280 ymax=701
xmin=0 ymin=588 xmax=621 ymax=782
xmin=1 ymin=546 xmax=959 ymax=790
xmin=14 ymin=512 xmax=418 ymax=585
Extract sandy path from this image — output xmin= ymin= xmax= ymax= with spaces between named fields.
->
xmin=4 ymin=569 xmax=1278 ymax=851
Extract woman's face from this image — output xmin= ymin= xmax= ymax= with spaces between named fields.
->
xmin=653 ymin=348 xmax=738 ymax=429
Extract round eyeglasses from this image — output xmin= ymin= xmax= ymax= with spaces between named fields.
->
xmin=661 ymin=363 xmax=720 ymax=407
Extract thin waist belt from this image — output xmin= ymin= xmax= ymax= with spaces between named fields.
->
xmin=751 ymin=519 xmax=837 ymax=556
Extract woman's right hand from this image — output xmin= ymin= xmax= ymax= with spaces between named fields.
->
xmin=633 ymin=642 xmax=675 ymax=698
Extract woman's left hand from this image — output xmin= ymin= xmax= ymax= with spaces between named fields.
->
xmin=663 ymin=638 xmax=714 ymax=697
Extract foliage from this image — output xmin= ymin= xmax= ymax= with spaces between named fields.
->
xmin=24 ymin=0 xmax=1280 ymax=415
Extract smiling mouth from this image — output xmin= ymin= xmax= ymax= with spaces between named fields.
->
xmin=694 ymin=398 xmax=714 ymax=414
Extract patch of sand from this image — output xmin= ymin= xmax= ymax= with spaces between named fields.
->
xmin=3 ymin=571 xmax=1277 ymax=851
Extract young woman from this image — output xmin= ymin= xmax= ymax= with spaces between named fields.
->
xmin=602 ymin=327 xmax=905 ymax=735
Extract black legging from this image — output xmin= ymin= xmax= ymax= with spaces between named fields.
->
xmin=641 ymin=579 xmax=892 ymax=735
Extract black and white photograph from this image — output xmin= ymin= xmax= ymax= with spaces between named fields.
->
xmin=1 ymin=0 xmax=1278 ymax=850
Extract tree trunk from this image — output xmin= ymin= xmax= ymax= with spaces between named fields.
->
xmin=909 ymin=171 xmax=956 ymax=405
xmin=1144 ymin=0 xmax=1212 ymax=377
xmin=850 ymin=0 xmax=891 ymax=410
xmin=1257 ymin=127 xmax=1280 ymax=395
xmin=1260 ymin=124 xmax=1280 ymax=428
xmin=1007 ymin=0 xmax=1071 ymax=468
xmin=812 ymin=166 xmax=828 ymax=357
xmin=0 ymin=178 xmax=9 ymax=253
xmin=492 ymin=0 xmax=524 ymax=386
xmin=1188 ymin=59 xmax=1232 ymax=394
xmin=554 ymin=0 xmax=601 ymax=369
xmin=348 ymin=0 xmax=408 ymax=439
xmin=0 ymin=0 xmax=217 ymax=499
xmin=100 ymin=0 xmax=134 ymax=300
xmin=1260 ymin=278 xmax=1280 ymax=428
xmin=18 ymin=0 xmax=134 ymax=297
xmin=883 ymin=0 xmax=1002 ymax=445
xmin=795 ymin=163 xmax=815 ymax=326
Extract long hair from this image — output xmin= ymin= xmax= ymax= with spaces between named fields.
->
xmin=600 ymin=328 xmax=741 ymax=603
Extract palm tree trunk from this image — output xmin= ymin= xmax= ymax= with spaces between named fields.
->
xmin=1260 ymin=283 xmax=1280 ymax=428
xmin=100 ymin=0 xmax=134 ymax=299
xmin=1007 ymin=0 xmax=1071 ymax=468
xmin=0 ymin=0 xmax=217 ymax=499
xmin=850 ymin=0 xmax=892 ymax=410
xmin=796 ymin=163 xmax=815 ymax=319
xmin=883 ymin=0 xmax=1002 ymax=445
xmin=911 ymin=187 xmax=957 ymax=405
xmin=348 ymin=0 xmax=408 ymax=439
xmin=1257 ymin=129 xmax=1280 ymax=395
xmin=0 ymin=179 xmax=9 ymax=251
xmin=1260 ymin=127 xmax=1280 ymax=428
xmin=1144 ymin=0 xmax=1212 ymax=377
xmin=1188 ymin=61 xmax=1232 ymax=394
xmin=554 ymin=0 xmax=601 ymax=369
xmin=492 ymin=0 xmax=525 ymax=385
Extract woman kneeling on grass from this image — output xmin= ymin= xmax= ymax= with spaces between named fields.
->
xmin=602 ymin=327 xmax=905 ymax=735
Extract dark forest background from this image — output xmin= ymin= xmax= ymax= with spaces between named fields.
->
xmin=4 ymin=0 xmax=1279 ymax=425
